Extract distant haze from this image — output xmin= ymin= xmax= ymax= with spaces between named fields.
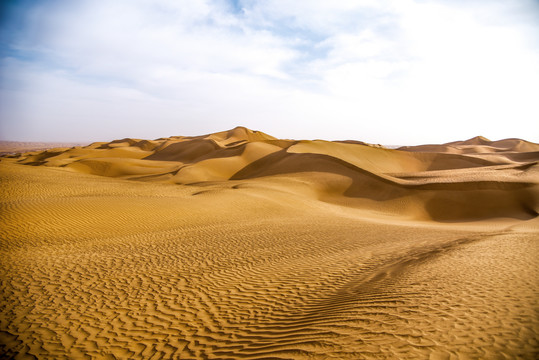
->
xmin=1 ymin=0 xmax=538 ymax=145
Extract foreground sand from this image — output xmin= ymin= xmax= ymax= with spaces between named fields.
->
xmin=1 ymin=128 xmax=538 ymax=359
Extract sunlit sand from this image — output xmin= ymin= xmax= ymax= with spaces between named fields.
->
xmin=1 ymin=127 xmax=538 ymax=359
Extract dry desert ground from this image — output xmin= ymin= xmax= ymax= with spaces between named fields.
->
xmin=1 ymin=127 xmax=538 ymax=359
xmin=0 ymin=142 xmax=86 ymax=156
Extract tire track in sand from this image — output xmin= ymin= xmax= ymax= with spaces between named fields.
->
xmin=1 ymin=162 xmax=537 ymax=359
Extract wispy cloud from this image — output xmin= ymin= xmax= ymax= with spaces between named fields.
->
xmin=1 ymin=0 xmax=538 ymax=143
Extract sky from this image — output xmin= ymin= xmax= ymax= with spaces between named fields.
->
xmin=0 ymin=0 xmax=538 ymax=145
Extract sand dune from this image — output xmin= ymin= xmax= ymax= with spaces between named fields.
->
xmin=12 ymin=126 xmax=537 ymax=222
xmin=398 ymin=135 xmax=539 ymax=154
xmin=0 ymin=141 xmax=87 ymax=155
xmin=1 ymin=127 xmax=538 ymax=359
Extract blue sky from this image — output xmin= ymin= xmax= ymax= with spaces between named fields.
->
xmin=1 ymin=0 xmax=538 ymax=144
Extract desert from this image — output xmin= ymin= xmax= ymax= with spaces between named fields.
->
xmin=0 ymin=126 xmax=538 ymax=359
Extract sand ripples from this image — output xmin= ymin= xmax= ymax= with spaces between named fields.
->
xmin=1 ymin=127 xmax=538 ymax=359
xmin=2 ymin=193 xmax=537 ymax=359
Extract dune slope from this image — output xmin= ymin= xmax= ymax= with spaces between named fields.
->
xmin=1 ymin=127 xmax=538 ymax=359
xmin=11 ymin=126 xmax=539 ymax=222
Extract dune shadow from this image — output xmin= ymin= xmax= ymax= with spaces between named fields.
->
xmin=230 ymin=149 xmax=410 ymax=202
xmin=423 ymin=189 xmax=538 ymax=222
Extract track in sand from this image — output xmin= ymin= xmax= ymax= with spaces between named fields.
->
xmin=1 ymin=127 xmax=538 ymax=359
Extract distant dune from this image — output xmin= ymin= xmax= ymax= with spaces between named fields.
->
xmin=8 ymin=126 xmax=539 ymax=222
xmin=0 ymin=141 xmax=87 ymax=155
xmin=1 ymin=127 xmax=538 ymax=359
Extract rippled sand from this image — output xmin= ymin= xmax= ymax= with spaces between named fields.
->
xmin=1 ymin=128 xmax=538 ymax=359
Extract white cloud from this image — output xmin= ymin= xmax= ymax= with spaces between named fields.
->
xmin=1 ymin=0 xmax=538 ymax=144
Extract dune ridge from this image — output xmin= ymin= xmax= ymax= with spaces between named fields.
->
xmin=1 ymin=127 xmax=538 ymax=359
xmin=9 ymin=126 xmax=539 ymax=222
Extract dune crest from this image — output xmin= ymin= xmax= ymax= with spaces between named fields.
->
xmin=6 ymin=127 xmax=538 ymax=222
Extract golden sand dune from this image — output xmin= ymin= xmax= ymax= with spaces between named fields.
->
xmin=399 ymin=135 xmax=539 ymax=155
xmin=13 ymin=126 xmax=538 ymax=222
xmin=1 ymin=127 xmax=538 ymax=359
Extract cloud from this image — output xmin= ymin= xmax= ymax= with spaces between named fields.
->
xmin=1 ymin=0 xmax=538 ymax=144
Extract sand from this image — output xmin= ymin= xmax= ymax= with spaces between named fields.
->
xmin=1 ymin=127 xmax=538 ymax=359
xmin=0 ymin=141 xmax=87 ymax=155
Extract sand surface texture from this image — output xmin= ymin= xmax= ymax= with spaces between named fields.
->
xmin=1 ymin=127 xmax=538 ymax=359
